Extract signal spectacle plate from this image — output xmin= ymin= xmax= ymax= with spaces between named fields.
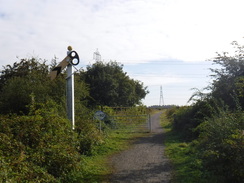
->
xmin=68 ymin=51 xmax=80 ymax=65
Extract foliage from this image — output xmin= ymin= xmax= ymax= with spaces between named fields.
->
xmin=164 ymin=108 xmax=244 ymax=183
xmin=170 ymin=41 xmax=244 ymax=140
xmin=162 ymin=112 xmax=205 ymax=183
xmin=236 ymin=76 xmax=244 ymax=94
xmin=166 ymin=40 xmax=244 ymax=182
xmin=75 ymin=116 xmax=104 ymax=155
xmin=82 ymin=61 xmax=149 ymax=107
xmin=196 ymin=111 xmax=244 ymax=182
xmin=0 ymin=104 xmax=82 ymax=182
xmin=0 ymin=57 xmax=68 ymax=115
xmin=168 ymin=99 xmax=219 ymax=140
xmin=0 ymin=58 xmax=48 ymax=90
xmin=209 ymin=41 xmax=244 ymax=109
xmin=0 ymin=55 xmax=150 ymax=182
xmin=0 ymin=57 xmax=94 ymax=181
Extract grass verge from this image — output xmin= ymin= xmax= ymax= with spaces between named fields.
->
xmin=80 ymin=128 xmax=150 ymax=183
xmin=160 ymin=113 xmax=206 ymax=183
xmin=79 ymin=110 xmax=163 ymax=182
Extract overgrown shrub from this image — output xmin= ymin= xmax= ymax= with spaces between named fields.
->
xmin=196 ymin=111 xmax=244 ymax=182
xmin=165 ymin=106 xmax=179 ymax=121
xmin=0 ymin=106 xmax=83 ymax=182
xmin=168 ymin=99 xmax=220 ymax=140
xmin=75 ymin=118 xmax=104 ymax=156
xmin=165 ymin=40 xmax=244 ymax=182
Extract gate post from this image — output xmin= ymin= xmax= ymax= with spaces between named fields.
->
xmin=148 ymin=114 xmax=152 ymax=132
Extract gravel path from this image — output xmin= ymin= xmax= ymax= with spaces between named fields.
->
xmin=109 ymin=112 xmax=172 ymax=183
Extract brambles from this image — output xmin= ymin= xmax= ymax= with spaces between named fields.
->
xmin=197 ymin=111 xmax=244 ymax=182
xmin=165 ymin=40 xmax=244 ymax=182
xmin=0 ymin=112 xmax=82 ymax=182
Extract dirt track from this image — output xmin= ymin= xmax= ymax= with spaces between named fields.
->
xmin=109 ymin=112 xmax=172 ymax=183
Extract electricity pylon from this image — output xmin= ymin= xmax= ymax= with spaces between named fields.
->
xmin=159 ymin=85 xmax=164 ymax=106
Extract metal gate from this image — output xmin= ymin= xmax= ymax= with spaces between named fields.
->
xmin=110 ymin=114 xmax=152 ymax=133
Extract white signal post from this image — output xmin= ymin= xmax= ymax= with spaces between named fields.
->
xmin=67 ymin=46 xmax=75 ymax=130
xmin=49 ymin=46 xmax=79 ymax=130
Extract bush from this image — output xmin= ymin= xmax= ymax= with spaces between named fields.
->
xmin=165 ymin=106 xmax=179 ymax=121
xmin=170 ymin=99 xmax=219 ymax=140
xmin=75 ymin=118 xmax=104 ymax=155
xmin=0 ymin=109 xmax=83 ymax=181
xmin=196 ymin=111 xmax=244 ymax=182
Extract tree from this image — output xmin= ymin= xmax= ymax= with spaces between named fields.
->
xmin=82 ymin=61 xmax=148 ymax=107
xmin=0 ymin=58 xmax=48 ymax=91
xmin=0 ymin=58 xmax=53 ymax=114
xmin=209 ymin=41 xmax=244 ymax=109
xmin=0 ymin=58 xmax=71 ymax=114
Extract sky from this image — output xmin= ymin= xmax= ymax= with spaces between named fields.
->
xmin=0 ymin=0 xmax=244 ymax=106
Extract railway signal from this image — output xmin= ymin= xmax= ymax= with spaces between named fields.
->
xmin=49 ymin=46 xmax=79 ymax=130
xmin=49 ymin=47 xmax=79 ymax=80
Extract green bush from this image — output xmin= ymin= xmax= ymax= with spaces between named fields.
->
xmin=196 ymin=111 xmax=244 ymax=182
xmin=0 ymin=109 xmax=83 ymax=182
xmin=165 ymin=106 xmax=179 ymax=121
xmin=170 ymin=99 xmax=219 ymax=140
xmin=75 ymin=117 xmax=104 ymax=155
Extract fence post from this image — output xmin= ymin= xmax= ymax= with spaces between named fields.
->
xmin=148 ymin=114 xmax=152 ymax=132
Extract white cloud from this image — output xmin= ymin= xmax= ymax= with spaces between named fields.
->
xmin=1 ymin=0 xmax=244 ymax=65
xmin=0 ymin=0 xmax=244 ymax=105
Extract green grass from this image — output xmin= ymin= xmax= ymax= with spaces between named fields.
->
xmin=160 ymin=113 xmax=206 ymax=183
xmin=79 ymin=111 xmax=206 ymax=183
xmin=80 ymin=128 xmax=150 ymax=183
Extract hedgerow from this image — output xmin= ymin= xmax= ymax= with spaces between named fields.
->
xmin=196 ymin=110 xmax=244 ymax=182
xmin=0 ymin=108 xmax=82 ymax=182
xmin=166 ymin=40 xmax=244 ymax=182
